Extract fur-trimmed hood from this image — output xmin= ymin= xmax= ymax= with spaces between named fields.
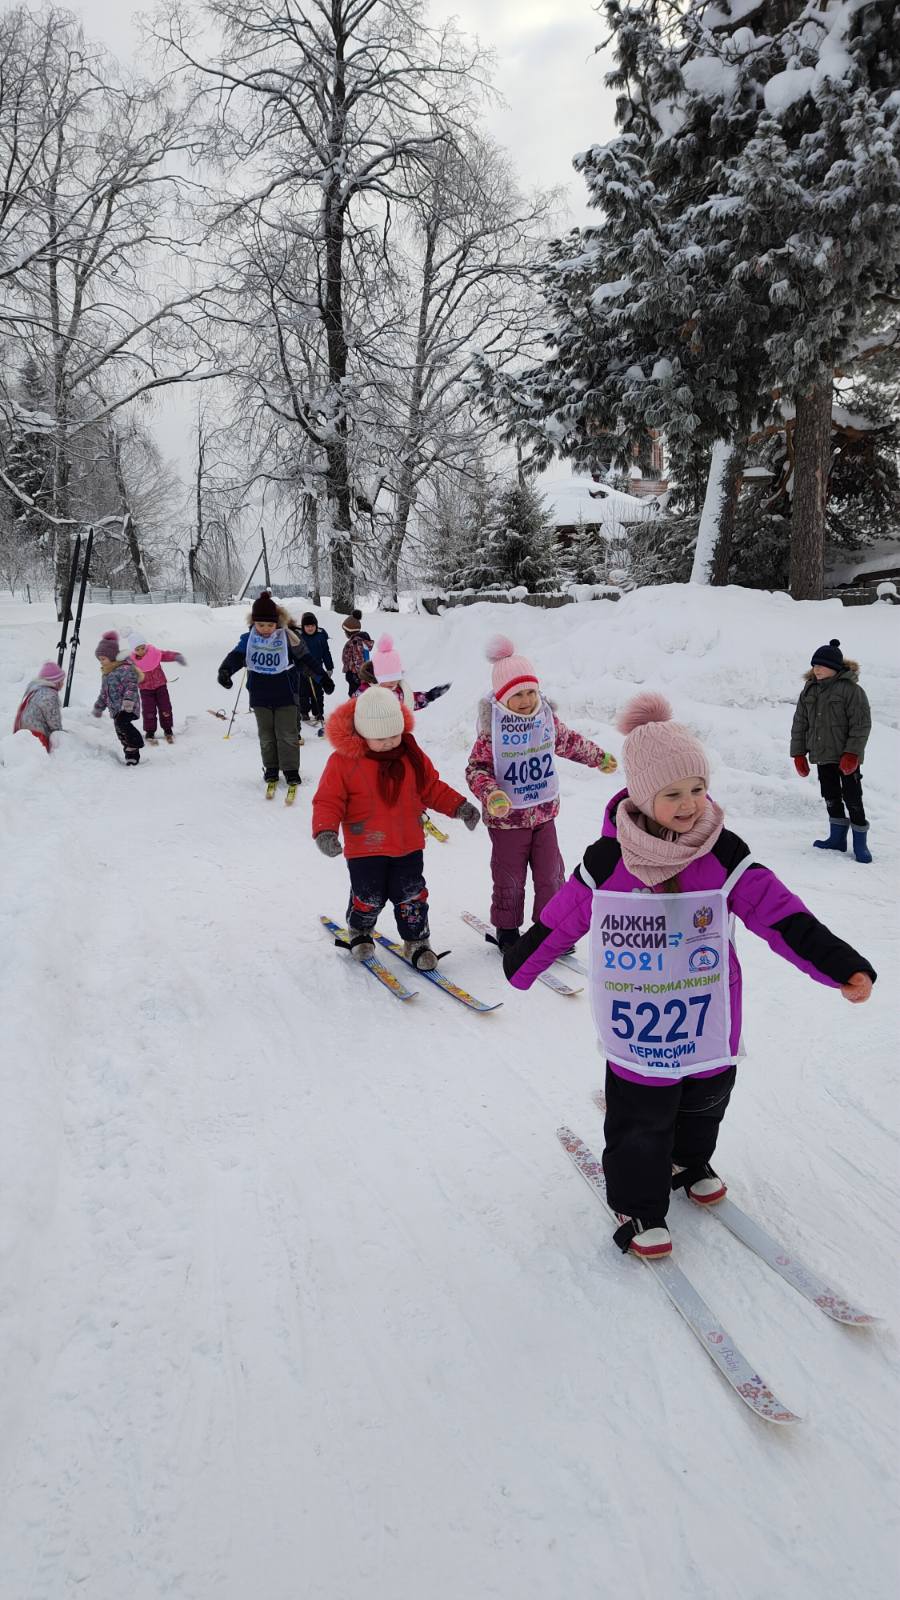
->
xmin=325 ymin=696 xmax=415 ymax=757
xmin=244 ymin=604 xmax=300 ymax=647
xmin=475 ymin=691 xmax=555 ymax=736
xmin=802 ymin=661 xmax=860 ymax=684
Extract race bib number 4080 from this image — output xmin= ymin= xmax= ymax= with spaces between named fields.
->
xmin=589 ymin=887 xmax=734 ymax=1078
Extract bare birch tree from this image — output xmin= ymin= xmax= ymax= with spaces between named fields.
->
xmin=155 ymin=0 xmax=477 ymax=610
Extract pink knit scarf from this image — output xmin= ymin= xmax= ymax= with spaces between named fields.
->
xmin=616 ymin=796 xmax=725 ymax=888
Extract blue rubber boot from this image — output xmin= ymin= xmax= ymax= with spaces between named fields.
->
xmin=813 ymin=818 xmax=849 ymax=852
xmin=852 ymin=826 xmax=872 ymax=864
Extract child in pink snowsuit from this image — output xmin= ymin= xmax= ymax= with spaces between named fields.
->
xmin=127 ymin=634 xmax=186 ymax=743
xmin=466 ymin=635 xmax=618 ymax=947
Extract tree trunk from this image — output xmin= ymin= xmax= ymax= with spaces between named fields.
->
xmin=325 ymin=438 xmax=355 ymax=613
xmin=690 ymin=439 xmax=744 ymax=585
xmin=304 ymin=492 xmax=321 ymax=605
xmin=320 ymin=36 xmax=356 ymax=614
xmin=791 ymin=378 xmax=832 ymax=602
xmin=710 ymin=443 xmax=745 ymax=585
xmin=381 ymin=466 xmax=414 ymax=611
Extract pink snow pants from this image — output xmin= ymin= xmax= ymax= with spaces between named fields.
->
xmin=489 ymin=820 xmax=565 ymax=931
xmin=140 ymin=684 xmax=173 ymax=735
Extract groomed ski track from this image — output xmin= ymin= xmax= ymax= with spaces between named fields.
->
xmin=0 ymin=591 xmax=897 ymax=1600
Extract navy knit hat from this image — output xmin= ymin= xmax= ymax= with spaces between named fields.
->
xmin=811 ymin=638 xmax=844 ymax=671
xmin=301 ymin=612 xmax=318 ymax=628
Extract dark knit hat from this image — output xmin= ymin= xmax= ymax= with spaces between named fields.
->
xmin=95 ymin=630 xmax=120 ymax=662
xmin=301 ymin=611 xmax=318 ymax=628
xmin=811 ymin=638 xmax=844 ymax=671
xmin=342 ymin=608 xmax=363 ymax=636
xmin=251 ymin=590 xmax=279 ymax=623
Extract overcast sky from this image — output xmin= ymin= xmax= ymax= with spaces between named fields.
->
xmin=62 ymin=1 xmax=617 ymax=481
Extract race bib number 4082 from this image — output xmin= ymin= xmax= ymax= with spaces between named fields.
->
xmin=589 ymin=888 xmax=734 ymax=1078
xmin=490 ymin=698 xmax=560 ymax=810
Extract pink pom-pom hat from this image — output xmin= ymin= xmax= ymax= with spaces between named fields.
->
xmin=486 ymin=635 xmax=539 ymax=705
xmin=370 ymin=633 xmax=405 ymax=683
xmin=616 ymin=692 xmax=709 ymax=816
xmin=38 ymin=660 xmax=65 ymax=686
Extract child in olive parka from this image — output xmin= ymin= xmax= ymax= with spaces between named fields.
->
xmin=790 ymin=638 xmax=872 ymax=862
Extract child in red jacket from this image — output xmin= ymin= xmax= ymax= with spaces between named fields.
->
xmin=313 ymin=686 xmax=479 ymax=969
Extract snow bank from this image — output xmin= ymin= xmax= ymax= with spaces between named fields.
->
xmin=0 ymin=586 xmax=897 ymax=1600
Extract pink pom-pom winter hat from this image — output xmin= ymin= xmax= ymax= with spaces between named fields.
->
xmin=617 ymin=692 xmax=709 ymax=816
xmin=486 ymin=634 xmax=539 ymax=705
xmin=38 ymin=660 xmax=65 ymax=686
xmin=370 ymin=633 xmax=404 ymax=683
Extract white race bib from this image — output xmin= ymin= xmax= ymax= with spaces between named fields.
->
xmin=247 ymin=627 xmax=289 ymax=675
xmin=589 ymin=888 xmax=733 ymax=1078
xmin=490 ymin=697 xmax=560 ymax=810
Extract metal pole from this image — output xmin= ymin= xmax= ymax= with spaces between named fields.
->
xmin=63 ymin=527 xmax=94 ymax=708
xmin=224 ymin=669 xmax=246 ymax=739
xmin=236 ymin=547 xmax=264 ymax=604
xmin=56 ymin=532 xmax=82 ymax=665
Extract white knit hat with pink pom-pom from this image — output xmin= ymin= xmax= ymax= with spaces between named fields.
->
xmin=370 ymin=633 xmax=404 ymax=683
xmin=486 ymin=634 xmax=539 ymax=704
xmin=617 ymin=693 xmax=709 ymax=816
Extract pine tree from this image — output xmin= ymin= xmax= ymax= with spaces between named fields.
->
xmin=482 ymin=0 xmax=900 ymax=599
xmin=454 ymin=480 xmax=560 ymax=593
xmin=5 ymin=358 xmax=55 ymax=556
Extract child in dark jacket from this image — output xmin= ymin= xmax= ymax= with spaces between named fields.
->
xmin=312 ymin=686 xmax=479 ymax=969
xmin=299 ymin=611 xmax=334 ymax=733
xmin=126 ymin=633 xmax=186 ymax=744
xmin=14 ymin=661 xmax=65 ymax=751
xmin=504 ymin=693 xmax=875 ymax=1260
xmin=217 ymin=592 xmax=332 ymax=792
xmin=93 ymin=631 xmax=144 ymax=765
xmin=790 ymin=638 xmax=872 ymax=862
xmin=341 ymin=609 xmax=374 ymax=695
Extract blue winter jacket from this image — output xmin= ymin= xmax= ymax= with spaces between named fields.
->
xmin=301 ymin=627 xmax=334 ymax=673
xmin=219 ymin=630 xmax=319 ymax=710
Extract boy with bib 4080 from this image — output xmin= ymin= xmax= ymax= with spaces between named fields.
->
xmin=503 ymin=693 xmax=875 ymax=1260
xmin=465 ymin=635 xmax=618 ymax=949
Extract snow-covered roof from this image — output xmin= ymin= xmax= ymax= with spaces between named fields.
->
xmin=536 ymin=476 xmax=657 ymax=535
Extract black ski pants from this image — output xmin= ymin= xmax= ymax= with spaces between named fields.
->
xmin=346 ymin=850 xmax=429 ymax=941
xmin=602 ymin=1063 xmax=737 ymax=1221
xmin=298 ymin=673 xmax=324 ymax=721
xmin=817 ymin=762 xmax=867 ymax=827
xmin=113 ymin=713 xmax=144 ymax=761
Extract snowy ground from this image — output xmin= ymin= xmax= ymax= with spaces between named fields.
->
xmin=0 ymin=585 xmax=897 ymax=1600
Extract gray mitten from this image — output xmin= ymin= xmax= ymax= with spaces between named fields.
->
xmin=315 ymin=830 xmax=343 ymax=858
xmin=455 ymin=801 xmax=480 ymax=832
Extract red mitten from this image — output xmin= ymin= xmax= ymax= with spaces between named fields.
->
xmin=793 ymin=756 xmax=810 ymax=778
xmin=839 ymin=753 xmax=859 ymax=775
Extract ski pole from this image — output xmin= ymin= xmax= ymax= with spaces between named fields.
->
xmin=224 ymin=670 xmax=246 ymax=739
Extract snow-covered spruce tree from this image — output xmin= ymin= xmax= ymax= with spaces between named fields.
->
xmin=3 ymin=358 xmax=55 ymax=566
xmin=456 ymin=481 xmax=560 ymax=593
xmin=481 ymin=0 xmax=900 ymax=600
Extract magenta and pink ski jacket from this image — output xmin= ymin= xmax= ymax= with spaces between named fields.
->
xmin=503 ymin=789 xmax=876 ymax=1084
xmin=466 ymin=696 xmax=609 ymax=829
xmin=128 ymin=646 xmax=182 ymax=692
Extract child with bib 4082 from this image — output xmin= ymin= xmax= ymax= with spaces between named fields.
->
xmin=466 ymin=635 xmax=618 ymax=949
xmin=503 ymin=694 xmax=875 ymax=1260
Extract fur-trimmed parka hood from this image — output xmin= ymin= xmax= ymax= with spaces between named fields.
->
xmin=801 ymin=661 xmax=860 ymax=685
xmin=325 ymin=696 xmax=415 ymax=757
xmin=475 ymin=691 xmax=555 ymax=736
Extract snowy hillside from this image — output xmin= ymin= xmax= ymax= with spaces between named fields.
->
xmin=0 ymin=585 xmax=897 ymax=1600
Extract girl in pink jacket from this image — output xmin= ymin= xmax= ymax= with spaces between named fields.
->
xmin=127 ymin=633 xmax=186 ymax=743
xmin=465 ymin=635 xmax=618 ymax=948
